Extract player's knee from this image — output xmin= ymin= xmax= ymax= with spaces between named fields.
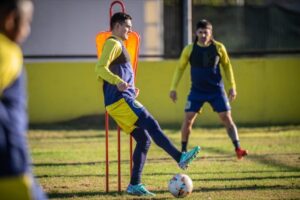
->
xmin=222 ymin=117 xmax=235 ymax=129
xmin=135 ymin=132 xmax=151 ymax=150
xmin=146 ymin=117 xmax=161 ymax=133
xmin=183 ymin=118 xmax=194 ymax=130
xmin=144 ymin=138 xmax=151 ymax=150
xmin=219 ymin=112 xmax=232 ymax=123
xmin=137 ymin=137 xmax=151 ymax=152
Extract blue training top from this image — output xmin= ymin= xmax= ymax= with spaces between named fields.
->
xmin=103 ymin=37 xmax=136 ymax=106
xmin=189 ymin=42 xmax=225 ymax=94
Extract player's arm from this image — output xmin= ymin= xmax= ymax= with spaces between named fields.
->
xmin=0 ymin=70 xmax=27 ymax=132
xmin=0 ymin=38 xmax=23 ymax=124
xmin=169 ymin=45 xmax=191 ymax=102
xmin=95 ymin=39 xmax=125 ymax=86
xmin=217 ymin=43 xmax=237 ymax=101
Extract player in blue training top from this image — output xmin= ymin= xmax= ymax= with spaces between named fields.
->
xmin=0 ymin=0 xmax=47 ymax=199
xmin=169 ymin=19 xmax=248 ymax=160
xmin=95 ymin=12 xmax=200 ymax=196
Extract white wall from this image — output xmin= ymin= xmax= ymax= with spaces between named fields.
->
xmin=22 ymin=0 xmax=163 ymax=57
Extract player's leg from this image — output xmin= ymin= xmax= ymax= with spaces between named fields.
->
xmin=127 ymin=128 xmax=155 ymax=196
xmin=181 ymin=98 xmax=204 ymax=152
xmin=181 ymin=112 xmax=198 ymax=152
xmin=107 ymin=99 xmax=182 ymax=162
xmin=135 ymin=108 xmax=200 ymax=169
xmin=135 ymin=110 xmax=181 ymax=162
xmin=218 ymin=111 xmax=248 ymax=159
xmin=210 ymin=93 xmax=248 ymax=159
xmin=130 ymin=128 xmax=151 ymax=185
xmin=218 ymin=111 xmax=239 ymax=145
xmin=108 ymin=98 xmax=200 ymax=170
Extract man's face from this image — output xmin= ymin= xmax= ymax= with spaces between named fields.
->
xmin=196 ymin=27 xmax=212 ymax=45
xmin=115 ymin=19 xmax=132 ymax=40
xmin=15 ymin=1 xmax=33 ymax=44
xmin=5 ymin=1 xmax=33 ymax=44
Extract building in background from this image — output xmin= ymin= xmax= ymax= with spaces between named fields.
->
xmin=22 ymin=0 xmax=164 ymax=59
xmin=164 ymin=0 xmax=300 ymax=57
xmin=23 ymin=0 xmax=300 ymax=60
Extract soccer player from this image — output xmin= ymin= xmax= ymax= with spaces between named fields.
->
xmin=169 ymin=19 xmax=248 ymax=159
xmin=0 ymin=0 xmax=47 ymax=199
xmin=95 ymin=12 xmax=200 ymax=196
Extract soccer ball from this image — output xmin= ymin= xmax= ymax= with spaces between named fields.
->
xmin=168 ymin=174 xmax=193 ymax=198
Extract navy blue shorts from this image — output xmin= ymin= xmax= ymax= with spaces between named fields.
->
xmin=185 ymin=91 xmax=231 ymax=113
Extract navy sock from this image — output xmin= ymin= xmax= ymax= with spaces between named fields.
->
xmin=182 ymin=141 xmax=187 ymax=152
xmin=233 ymin=140 xmax=240 ymax=150
xmin=130 ymin=128 xmax=151 ymax=185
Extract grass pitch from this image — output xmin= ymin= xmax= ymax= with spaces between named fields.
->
xmin=29 ymin=126 xmax=300 ymax=199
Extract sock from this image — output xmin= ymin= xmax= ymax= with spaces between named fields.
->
xmin=130 ymin=128 xmax=151 ymax=185
xmin=233 ymin=140 xmax=240 ymax=150
xmin=181 ymin=141 xmax=187 ymax=152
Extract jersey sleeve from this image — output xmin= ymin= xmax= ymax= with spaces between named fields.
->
xmin=170 ymin=45 xmax=192 ymax=91
xmin=95 ymin=38 xmax=124 ymax=85
xmin=216 ymin=42 xmax=236 ymax=90
xmin=0 ymin=34 xmax=23 ymax=96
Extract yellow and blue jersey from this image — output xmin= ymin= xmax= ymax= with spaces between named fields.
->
xmin=170 ymin=40 xmax=236 ymax=93
xmin=0 ymin=33 xmax=23 ymax=94
xmin=95 ymin=35 xmax=142 ymax=133
xmin=0 ymin=33 xmax=30 ymax=176
xmin=96 ymin=36 xmax=136 ymax=106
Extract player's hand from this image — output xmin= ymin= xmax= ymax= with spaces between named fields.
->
xmin=135 ymin=88 xmax=140 ymax=97
xmin=117 ymin=82 xmax=130 ymax=91
xmin=228 ymin=88 xmax=237 ymax=102
xmin=169 ymin=90 xmax=177 ymax=103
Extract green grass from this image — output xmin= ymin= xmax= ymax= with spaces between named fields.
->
xmin=28 ymin=126 xmax=300 ymax=199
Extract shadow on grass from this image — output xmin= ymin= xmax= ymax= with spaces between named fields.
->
xmin=29 ymin=114 xmax=300 ymax=131
xmin=196 ymin=184 xmax=300 ymax=192
xmin=144 ymin=169 xmax=300 ymax=176
xmin=47 ymin=191 xmax=117 ymax=199
xmin=46 ymin=184 xmax=300 ymax=199
xmin=36 ymin=170 xmax=300 ymax=179
xmin=29 ymin=114 xmax=115 ymax=131
xmin=36 ymin=174 xmax=105 ymax=178
xmin=137 ymin=184 xmax=300 ymax=196
xmin=193 ymin=175 xmax=300 ymax=182
xmin=47 ymin=191 xmax=169 ymax=199
xmin=204 ymin=146 xmax=300 ymax=172
xmin=30 ymin=134 xmax=105 ymax=140
xmin=33 ymin=157 xmax=174 ymax=167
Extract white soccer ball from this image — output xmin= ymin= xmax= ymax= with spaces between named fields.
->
xmin=168 ymin=173 xmax=193 ymax=198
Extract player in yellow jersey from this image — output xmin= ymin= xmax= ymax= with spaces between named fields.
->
xmin=169 ymin=19 xmax=248 ymax=160
xmin=0 ymin=0 xmax=47 ymax=199
xmin=96 ymin=12 xmax=200 ymax=196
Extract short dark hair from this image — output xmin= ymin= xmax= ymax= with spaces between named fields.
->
xmin=110 ymin=12 xmax=132 ymax=30
xmin=0 ymin=0 xmax=32 ymax=22
xmin=196 ymin=19 xmax=213 ymax=30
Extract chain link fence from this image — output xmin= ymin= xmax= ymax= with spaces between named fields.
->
xmin=164 ymin=0 xmax=300 ymax=57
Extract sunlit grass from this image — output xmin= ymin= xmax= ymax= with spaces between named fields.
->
xmin=29 ymin=126 xmax=300 ymax=199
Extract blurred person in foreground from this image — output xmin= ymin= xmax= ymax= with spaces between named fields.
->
xmin=169 ymin=19 xmax=248 ymax=160
xmin=95 ymin=12 xmax=200 ymax=196
xmin=0 ymin=0 xmax=47 ymax=199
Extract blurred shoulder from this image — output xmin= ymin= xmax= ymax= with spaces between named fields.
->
xmin=182 ymin=43 xmax=193 ymax=55
xmin=0 ymin=33 xmax=23 ymax=94
xmin=105 ymin=36 xmax=122 ymax=48
xmin=213 ymin=40 xmax=226 ymax=49
xmin=184 ymin=43 xmax=194 ymax=51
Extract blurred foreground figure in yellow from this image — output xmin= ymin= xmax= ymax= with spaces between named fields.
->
xmin=0 ymin=0 xmax=47 ymax=199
